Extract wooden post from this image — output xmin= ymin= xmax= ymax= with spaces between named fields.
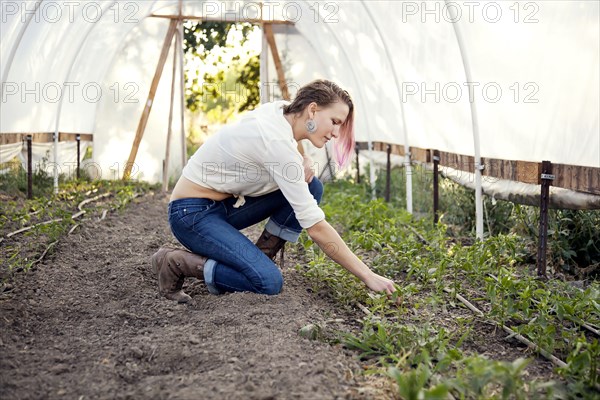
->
xmin=263 ymin=22 xmax=305 ymax=157
xmin=26 ymin=135 xmax=32 ymax=199
xmin=76 ymin=134 xmax=81 ymax=180
xmin=385 ymin=144 xmax=391 ymax=202
xmin=178 ymin=0 xmax=187 ymax=168
xmin=263 ymin=23 xmax=289 ymax=100
xmin=537 ymin=161 xmax=553 ymax=278
xmin=433 ymin=150 xmax=440 ymax=224
xmin=163 ymin=31 xmax=178 ymax=192
xmin=123 ymin=20 xmax=178 ymax=180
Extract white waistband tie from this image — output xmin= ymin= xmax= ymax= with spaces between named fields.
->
xmin=233 ymin=195 xmax=246 ymax=208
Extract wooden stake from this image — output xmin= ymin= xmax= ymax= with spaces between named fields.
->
xmin=123 ymin=20 xmax=178 ymax=180
xmin=263 ymin=23 xmax=305 ymax=156
xmin=537 ymin=161 xmax=553 ymax=277
xmin=178 ymin=0 xmax=187 ymax=168
xmin=443 ymin=287 xmax=567 ymax=369
xmin=263 ymin=23 xmax=289 ymax=100
xmin=433 ymin=150 xmax=440 ymax=224
xmin=385 ymin=144 xmax=391 ymax=202
xmin=163 ymin=31 xmax=178 ymax=192
xmin=76 ymin=134 xmax=81 ymax=180
xmin=26 ymin=135 xmax=32 ymax=199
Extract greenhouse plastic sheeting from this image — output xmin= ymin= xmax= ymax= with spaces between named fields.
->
xmin=1 ymin=1 xmax=599 ymax=185
xmin=0 ymin=141 xmax=90 ymax=177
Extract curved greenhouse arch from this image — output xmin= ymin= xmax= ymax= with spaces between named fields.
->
xmin=1 ymin=0 xmax=598 ymax=226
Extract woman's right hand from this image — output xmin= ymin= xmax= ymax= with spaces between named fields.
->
xmin=363 ymin=272 xmax=397 ymax=295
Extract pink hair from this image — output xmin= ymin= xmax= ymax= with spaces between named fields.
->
xmin=332 ymin=109 xmax=355 ymax=169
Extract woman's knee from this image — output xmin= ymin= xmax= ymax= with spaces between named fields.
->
xmin=258 ymin=270 xmax=284 ymax=295
xmin=308 ymin=177 xmax=324 ymax=204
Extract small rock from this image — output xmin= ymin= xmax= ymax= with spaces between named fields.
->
xmin=110 ymin=275 xmax=117 ymax=280
xmin=125 ymin=362 xmax=138 ymax=371
xmin=50 ymin=364 xmax=69 ymax=375
xmin=189 ymin=336 xmax=200 ymax=345
xmin=2 ymin=283 xmax=13 ymax=292
xmin=228 ymin=357 xmax=239 ymax=363
xmin=130 ymin=347 xmax=144 ymax=359
xmin=299 ymin=324 xmax=320 ymax=340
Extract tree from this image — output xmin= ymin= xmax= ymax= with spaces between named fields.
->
xmin=183 ymin=21 xmax=260 ymax=123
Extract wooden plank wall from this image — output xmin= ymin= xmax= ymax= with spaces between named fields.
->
xmin=3 ymin=136 xmax=597 ymax=195
xmin=1 ymin=133 xmax=93 ymax=145
xmin=356 ymin=141 xmax=600 ymax=196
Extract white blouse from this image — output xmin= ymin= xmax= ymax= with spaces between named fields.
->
xmin=182 ymin=101 xmax=325 ymax=229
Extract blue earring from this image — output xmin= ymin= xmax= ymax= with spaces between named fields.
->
xmin=306 ymin=119 xmax=317 ymax=134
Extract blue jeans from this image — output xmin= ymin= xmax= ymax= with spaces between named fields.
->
xmin=168 ymin=178 xmax=323 ymax=295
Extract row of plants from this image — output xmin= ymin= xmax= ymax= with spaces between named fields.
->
xmin=369 ymin=165 xmax=600 ymax=278
xmin=294 ymin=178 xmax=599 ymax=399
xmin=0 ymin=165 xmax=157 ymax=279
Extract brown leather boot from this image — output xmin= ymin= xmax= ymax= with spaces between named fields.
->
xmin=150 ymin=246 xmax=207 ymax=303
xmin=255 ymin=229 xmax=286 ymax=262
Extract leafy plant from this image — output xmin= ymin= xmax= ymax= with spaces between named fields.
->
xmin=294 ymin=177 xmax=600 ymax=397
xmin=1 ymin=179 xmax=156 ymax=279
xmin=183 ymin=21 xmax=260 ymax=120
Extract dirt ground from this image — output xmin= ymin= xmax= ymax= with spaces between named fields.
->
xmin=1 ymin=190 xmax=568 ymax=400
xmin=0 ymin=192 xmax=395 ymax=400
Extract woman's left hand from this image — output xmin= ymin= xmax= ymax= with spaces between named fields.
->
xmin=302 ymin=154 xmax=315 ymax=183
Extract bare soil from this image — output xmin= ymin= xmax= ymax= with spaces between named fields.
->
xmin=0 ymin=191 xmax=565 ymax=399
xmin=0 ymin=192 xmax=393 ymax=400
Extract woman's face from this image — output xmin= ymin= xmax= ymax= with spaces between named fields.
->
xmin=305 ymin=101 xmax=350 ymax=148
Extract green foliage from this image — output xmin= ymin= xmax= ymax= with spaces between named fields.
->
xmin=199 ymin=54 xmax=259 ymax=122
xmin=184 ymin=21 xmax=253 ymax=57
xmin=388 ymin=364 xmax=451 ymax=400
xmin=343 ymin=318 xmax=455 ymax=367
xmin=450 ymin=356 xmax=535 ymax=399
xmin=371 ymin=165 xmax=435 ymax=216
xmin=365 ymin=163 xmax=600 ymax=274
xmin=1 ymin=152 xmax=62 ymax=198
xmin=183 ymin=21 xmax=260 ymax=121
xmin=1 ymin=179 xmax=156 ymax=278
xmin=294 ymin=178 xmax=600 ymax=397
xmin=238 ymin=54 xmax=260 ymax=111
xmin=547 ymin=209 xmax=600 ymax=273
